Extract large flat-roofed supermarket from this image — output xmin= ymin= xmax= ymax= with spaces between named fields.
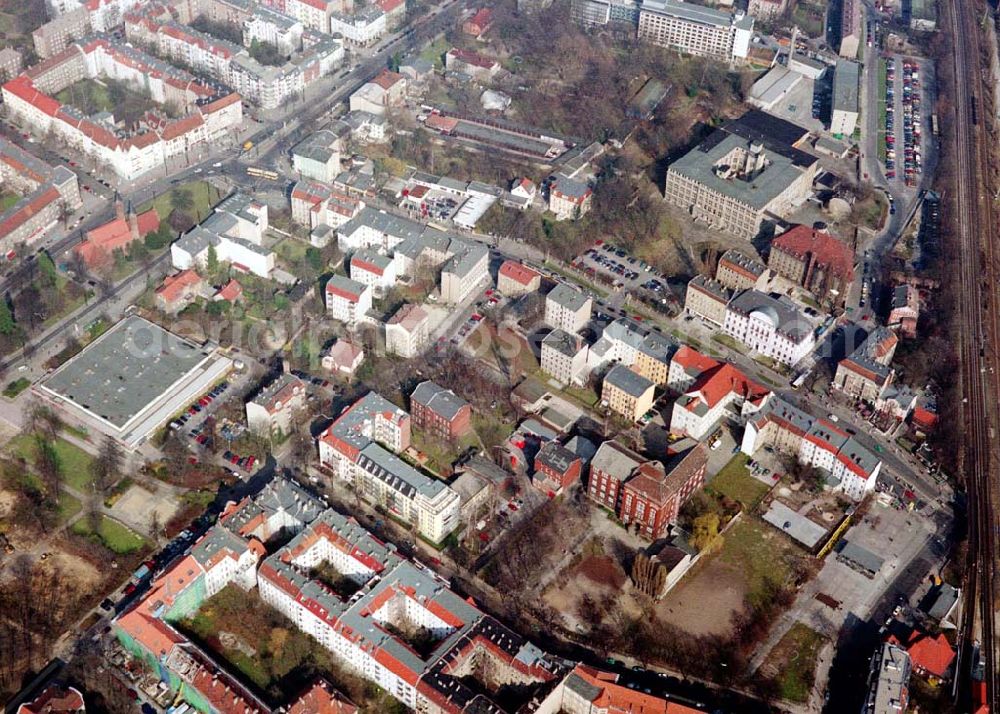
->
xmin=34 ymin=316 xmax=232 ymax=449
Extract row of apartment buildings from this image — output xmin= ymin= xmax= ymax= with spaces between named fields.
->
xmin=2 ymin=38 xmax=243 ymax=179
xmin=124 ymin=0 xmax=344 ymax=109
xmin=0 ymin=138 xmax=82 ymax=254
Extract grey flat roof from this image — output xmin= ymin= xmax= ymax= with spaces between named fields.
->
xmin=762 ymin=501 xmax=828 ymax=548
xmin=40 ymin=316 xmax=213 ymax=429
xmin=543 ymin=329 xmax=584 ymax=358
xmin=605 ymin=364 xmax=654 ymax=398
xmin=547 ymin=283 xmax=590 ymax=312
xmin=727 ymin=289 xmax=813 ymax=342
xmin=670 ymin=130 xmax=811 ymax=210
xmin=837 ymin=540 xmax=884 ymax=574
xmin=833 ymin=59 xmax=860 ymax=113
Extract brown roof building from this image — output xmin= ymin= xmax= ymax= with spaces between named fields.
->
xmin=768 ymin=225 xmax=855 ymax=305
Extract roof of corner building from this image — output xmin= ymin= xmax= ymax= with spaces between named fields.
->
xmin=189 ymin=523 xmax=253 ymax=568
xmin=840 ymin=326 xmax=897 ymax=382
xmin=293 ymin=129 xmax=341 ymax=164
xmin=370 ymin=68 xmax=404 ymax=91
xmin=287 ymin=680 xmax=358 ymax=714
xmin=686 ymin=362 xmax=768 ymax=409
xmin=804 ymin=418 xmax=850 ymax=453
xmin=591 ymin=440 xmax=645 ymax=481
xmin=547 ymin=282 xmax=591 ymax=312
xmin=672 ymin=345 xmax=722 ymax=377
xmin=535 ymin=440 xmax=580 ymax=474
xmin=221 ymin=476 xmax=325 ymax=536
xmin=771 ymin=225 xmax=855 ymax=280
xmin=727 ymin=289 xmax=813 ymax=342
xmin=411 ymin=380 xmax=469 ymax=421
xmin=320 ymin=391 xmax=408 ymax=455
xmin=903 ymin=631 xmax=955 ymax=677
xmin=569 ymin=664 xmax=702 ymax=713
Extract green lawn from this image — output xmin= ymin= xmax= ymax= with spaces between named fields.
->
xmin=418 ymin=37 xmax=450 ymax=68
xmin=0 ymin=192 xmax=20 ymax=212
xmin=707 ymin=454 xmax=770 ymax=509
xmin=57 ymin=492 xmax=82 ymax=523
xmin=71 ymin=515 xmax=146 ymax=554
xmin=275 ymin=238 xmax=309 ymax=263
xmin=139 ymin=180 xmax=221 ymax=223
xmin=6 ymin=434 xmax=95 ymax=491
xmin=765 ymin=623 xmax=827 ymax=703
xmin=2 ymin=378 xmax=30 ymax=398
xmin=718 ymin=518 xmax=801 ymax=609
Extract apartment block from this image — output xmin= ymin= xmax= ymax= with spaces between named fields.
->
xmin=587 ymin=318 xmax=675 ymax=385
xmin=385 ymin=303 xmax=429 ymax=358
xmin=545 ymin=283 xmax=592 ymax=333
xmin=541 ymin=329 xmax=590 ymax=386
xmin=833 ymin=326 xmax=898 ymax=402
xmin=246 ymin=373 xmax=306 ymax=436
xmin=325 ymin=274 xmax=372 ymax=325
xmin=637 ymin=0 xmax=753 ymax=61
xmin=716 ymin=248 xmax=766 ymax=291
xmin=497 ymin=260 xmax=541 ymax=296
xmin=410 ymin=380 xmax=472 ymax=441
xmin=684 ymin=274 xmax=731 ymax=326
xmin=602 ymin=364 xmax=656 ymax=423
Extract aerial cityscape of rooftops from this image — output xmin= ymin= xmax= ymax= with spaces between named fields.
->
xmin=0 ymin=0 xmax=995 ymax=710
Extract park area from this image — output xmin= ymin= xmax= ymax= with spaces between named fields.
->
xmin=6 ymin=433 xmax=94 ymax=491
xmin=71 ymin=515 xmax=146 ymax=554
xmin=705 ymin=454 xmax=772 ymax=511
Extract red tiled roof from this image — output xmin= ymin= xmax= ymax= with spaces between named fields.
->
xmin=156 ymin=269 xmax=202 ymax=304
xmin=498 ymin=259 xmax=540 ymax=286
xmin=447 ymin=47 xmax=497 ymax=70
xmin=771 ymin=225 xmax=855 ymax=280
xmin=572 ymin=665 xmax=702 ymax=713
xmin=0 ymin=185 xmax=60 ymax=237
xmin=215 ymin=278 xmax=242 ymax=302
xmin=900 ymin=631 xmax=955 ymax=678
xmin=672 ymin=345 xmax=721 ymax=376
xmin=16 ymin=685 xmax=85 ymax=714
xmin=371 ymin=69 xmax=404 ymax=91
xmin=377 ymin=0 xmax=404 ymax=12
xmin=288 ymin=680 xmax=358 ymax=714
xmin=912 ymin=406 xmax=938 ymax=431
xmin=687 ymin=363 xmax=768 ymax=410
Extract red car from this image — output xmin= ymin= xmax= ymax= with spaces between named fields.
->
xmin=245 ymin=455 xmax=256 ymax=471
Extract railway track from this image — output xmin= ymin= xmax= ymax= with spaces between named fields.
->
xmin=947 ymin=0 xmax=999 ymax=707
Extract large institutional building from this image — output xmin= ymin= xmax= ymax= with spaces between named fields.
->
xmin=637 ymin=0 xmax=753 ymax=61
xmin=33 ymin=316 xmax=232 ymax=450
xmin=664 ymin=111 xmax=819 ymax=240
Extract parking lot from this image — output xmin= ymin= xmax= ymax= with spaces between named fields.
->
xmin=572 ymin=241 xmax=680 ymax=314
xmin=883 ymin=55 xmax=928 ymax=187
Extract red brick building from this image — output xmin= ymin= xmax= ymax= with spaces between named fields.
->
xmin=768 ymin=225 xmax=855 ymax=306
xmin=587 ymin=441 xmax=645 ymax=513
xmin=533 ymin=440 xmax=582 ymax=494
xmin=620 ymin=444 xmax=708 ymax=539
xmin=410 ymin=380 xmax=472 ymax=441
